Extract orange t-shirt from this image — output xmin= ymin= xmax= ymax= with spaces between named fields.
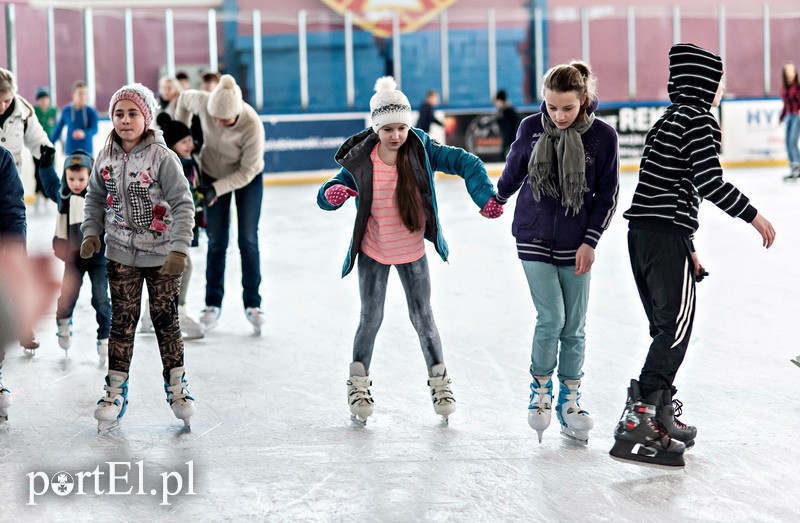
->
xmin=360 ymin=145 xmax=426 ymax=265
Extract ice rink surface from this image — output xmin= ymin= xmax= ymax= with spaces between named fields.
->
xmin=1 ymin=166 xmax=798 ymax=521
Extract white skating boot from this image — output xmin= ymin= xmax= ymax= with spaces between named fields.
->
xmin=245 ymin=307 xmax=266 ymax=335
xmin=528 ymin=375 xmax=553 ymax=443
xmin=199 ymin=306 xmax=220 ymax=331
xmin=139 ymin=299 xmax=154 ymax=333
xmin=94 ymin=370 xmax=129 ymax=433
xmin=56 ymin=318 xmax=72 ymax=350
xmin=0 ymin=370 xmax=12 ymax=421
xmin=347 ymin=362 xmax=373 ymax=425
xmin=428 ymin=363 xmax=456 ymax=423
xmin=164 ymin=366 xmax=196 ymax=429
xmin=179 ymin=306 xmax=205 ymax=340
xmin=97 ymin=339 xmax=109 ymax=365
xmin=556 ymin=379 xmax=594 ymax=443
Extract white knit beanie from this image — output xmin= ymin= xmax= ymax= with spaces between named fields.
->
xmin=207 ymin=74 xmax=243 ymax=119
xmin=369 ymin=76 xmax=412 ymax=132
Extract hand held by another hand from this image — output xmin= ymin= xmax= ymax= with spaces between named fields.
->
xmin=479 ymin=196 xmax=504 ymax=219
xmin=80 ymin=236 xmax=100 ymax=259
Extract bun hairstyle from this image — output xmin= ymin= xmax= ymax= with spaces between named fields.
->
xmin=542 ymin=60 xmax=597 ymax=117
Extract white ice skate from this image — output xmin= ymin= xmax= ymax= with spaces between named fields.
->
xmin=179 ymin=306 xmax=205 ymax=340
xmin=56 ymin=318 xmax=72 ymax=350
xmin=164 ymin=366 xmax=196 ymax=429
xmin=94 ymin=370 xmax=129 ymax=433
xmin=556 ymin=379 xmax=593 ymax=443
xmin=199 ymin=306 xmax=220 ymax=331
xmin=139 ymin=299 xmax=154 ymax=333
xmin=428 ymin=363 xmax=456 ymax=423
xmin=97 ymin=339 xmax=109 ymax=365
xmin=245 ymin=307 xmax=266 ymax=335
xmin=0 ymin=373 xmax=12 ymax=421
xmin=347 ymin=362 xmax=373 ymax=425
xmin=528 ymin=375 xmax=553 ymax=443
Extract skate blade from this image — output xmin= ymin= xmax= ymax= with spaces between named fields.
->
xmin=560 ymin=426 xmax=589 ymax=444
xmin=350 ymin=414 xmax=369 ymax=426
xmin=182 ymin=332 xmax=205 ymax=341
xmin=609 ymin=440 xmax=685 ymax=468
xmin=97 ymin=419 xmax=121 ymax=434
xmin=791 ymin=358 xmax=800 ymax=369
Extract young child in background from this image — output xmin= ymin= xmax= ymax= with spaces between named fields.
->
xmin=51 ymin=81 xmax=99 ymax=155
xmin=138 ymin=112 xmax=205 ymax=340
xmin=80 ymin=83 xmax=197 ymax=432
xmin=495 ymin=61 xmax=619 ymax=444
xmin=317 ymin=76 xmax=504 ymax=425
xmin=33 ymin=87 xmax=58 ymax=212
xmin=38 ymin=150 xmax=111 ymax=362
xmin=611 ymin=43 xmax=776 ymax=467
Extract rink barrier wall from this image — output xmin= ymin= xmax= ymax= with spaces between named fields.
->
xmin=21 ymin=97 xmax=789 ymax=201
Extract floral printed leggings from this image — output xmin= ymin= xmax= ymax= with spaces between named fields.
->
xmin=107 ymin=261 xmax=184 ymax=381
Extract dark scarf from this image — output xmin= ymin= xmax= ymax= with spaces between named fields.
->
xmin=528 ymin=110 xmax=594 ymax=215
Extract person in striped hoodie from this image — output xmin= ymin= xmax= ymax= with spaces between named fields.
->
xmin=317 ymin=76 xmax=503 ymax=425
xmin=610 ymin=43 xmax=776 ymax=467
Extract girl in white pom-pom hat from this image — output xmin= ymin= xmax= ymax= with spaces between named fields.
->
xmin=317 ymin=76 xmax=504 ymax=425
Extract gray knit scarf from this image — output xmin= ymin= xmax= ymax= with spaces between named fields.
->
xmin=528 ymin=111 xmax=594 ymax=215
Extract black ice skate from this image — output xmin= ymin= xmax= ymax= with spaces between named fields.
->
xmin=609 ymin=380 xmax=686 ymax=467
xmin=658 ymin=390 xmax=696 ymax=449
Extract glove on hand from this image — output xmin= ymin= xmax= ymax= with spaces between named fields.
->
xmin=324 ymin=184 xmax=358 ymax=206
xmin=39 ymin=145 xmax=56 ymax=169
xmin=479 ymin=196 xmax=504 ymax=219
xmin=80 ymin=236 xmax=100 ymax=259
xmin=159 ymin=251 xmax=187 ymax=275
xmin=201 ymin=185 xmax=217 ymax=207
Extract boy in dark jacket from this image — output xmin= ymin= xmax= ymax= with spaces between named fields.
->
xmin=610 ymin=43 xmax=776 ymax=467
xmin=42 ymin=150 xmax=111 ymax=361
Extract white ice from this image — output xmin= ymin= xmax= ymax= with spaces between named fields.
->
xmin=1 ymin=166 xmax=798 ymax=521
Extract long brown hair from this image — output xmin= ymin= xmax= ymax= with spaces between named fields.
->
xmin=394 ymin=140 xmax=423 ymax=232
xmin=104 ymin=128 xmax=156 ymax=155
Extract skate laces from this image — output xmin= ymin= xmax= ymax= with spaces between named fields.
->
xmin=428 ymin=374 xmax=454 ymax=405
xmin=165 ymin=379 xmax=193 ymax=404
xmin=529 ymin=382 xmax=552 ymax=411
xmin=671 ymin=398 xmax=689 ymax=429
xmin=99 ymin=384 xmax=125 ymax=407
xmin=347 ymin=375 xmax=373 ymax=406
xmin=563 ymin=390 xmax=589 ymax=415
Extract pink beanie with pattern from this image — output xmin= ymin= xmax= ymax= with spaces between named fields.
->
xmin=108 ymin=83 xmax=158 ymax=129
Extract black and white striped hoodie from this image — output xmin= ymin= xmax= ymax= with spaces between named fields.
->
xmin=623 ymin=43 xmax=757 ymax=234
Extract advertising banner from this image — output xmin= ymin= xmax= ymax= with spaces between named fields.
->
xmin=719 ymin=99 xmax=785 ymax=162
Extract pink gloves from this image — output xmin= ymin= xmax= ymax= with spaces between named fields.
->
xmin=324 ymin=184 xmax=358 ymax=206
xmin=480 ymin=196 xmax=504 ymax=219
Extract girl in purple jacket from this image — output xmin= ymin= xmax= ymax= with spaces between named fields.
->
xmin=495 ymin=61 xmax=619 ymax=443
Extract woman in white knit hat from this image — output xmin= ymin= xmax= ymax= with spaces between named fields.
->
xmin=317 ymin=76 xmax=504 ymax=425
xmin=174 ymin=74 xmax=267 ymax=334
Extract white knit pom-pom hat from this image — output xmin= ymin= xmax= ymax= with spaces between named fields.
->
xmin=369 ymin=76 xmax=412 ymax=132
xmin=207 ymin=74 xmax=243 ymax=119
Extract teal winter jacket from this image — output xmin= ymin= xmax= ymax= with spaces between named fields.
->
xmin=317 ymin=127 xmax=496 ymax=277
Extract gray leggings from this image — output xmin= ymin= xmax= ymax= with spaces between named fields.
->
xmin=353 ymin=253 xmax=444 ymax=372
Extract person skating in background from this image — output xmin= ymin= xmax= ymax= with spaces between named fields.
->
xmin=33 ymin=86 xmax=58 ymax=212
xmin=779 ymin=61 xmax=800 ymax=181
xmin=157 ymin=76 xmax=183 ymax=119
xmin=138 ymin=112 xmax=205 ymax=340
xmin=51 ymin=81 xmax=99 ymax=155
xmin=174 ymin=75 xmax=267 ymax=334
xmin=37 ymin=150 xmax=111 ymax=362
xmin=495 ymin=61 xmax=619 ymax=444
xmin=495 ymin=89 xmax=520 ymax=161
xmin=81 ymin=83 xmax=197 ymax=432
xmin=317 ymin=76 xmax=504 ymax=425
xmin=415 ymin=89 xmax=443 ymax=133
xmin=610 ymin=43 xmax=776 ymax=467
xmin=0 ymin=67 xmax=56 ymax=349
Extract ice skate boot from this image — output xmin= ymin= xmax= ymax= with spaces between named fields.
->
xmin=527 ymin=375 xmax=553 ymax=443
xmin=56 ymin=318 xmax=72 ymax=350
xmin=164 ymin=366 xmax=196 ymax=429
xmin=179 ymin=306 xmax=205 ymax=340
xmin=245 ymin=307 xmax=265 ymax=335
xmin=783 ymin=164 xmax=800 ymax=181
xmin=0 ymin=370 xmax=12 ymax=421
xmin=609 ymin=380 xmax=686 ymax=467
xmin=347 ymin=362 xmax=373 ymax=425
xmin=20 ymin=332 xmax=39 ymax=352
xmin=556 ymin=379 xmax=594 ymax=443
xmin=94 ymin=370 xmax=129 ymax=433
xmin=658 ymin=390 xmax=696 ymax=449
xmin=97 ymin=339 xmax=109 ymax=365
xmin=428 ymin=363 xmax=456 ymax=423
xmin=199 ymin=306 xmax=220 ymax=331
xmin=139 ymin=299 xmax=154 ymax=333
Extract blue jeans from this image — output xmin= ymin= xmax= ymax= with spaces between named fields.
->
xmin=785 ymin=114 xmax=800 ymax=166
xmin=522 ymin=261 xmax=591 ymax=381
xmin=57 ymin=258 xmax=111 ymax=339
xmin=203 ymin=174 xmax=263 ymax=309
